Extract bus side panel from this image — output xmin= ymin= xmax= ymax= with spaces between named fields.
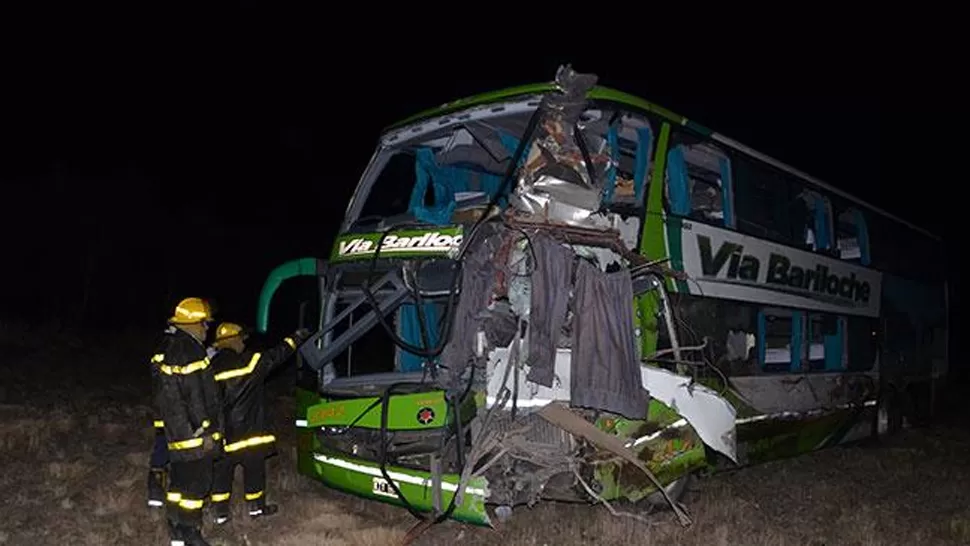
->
xmin=879 ymin=273 xmax=948 ymax=423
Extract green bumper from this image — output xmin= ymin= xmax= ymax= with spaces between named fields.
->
xmin=297 ymin=446 xmax=491 ymax=527
xmin=294 ymin=387 xmax=491 ymax=526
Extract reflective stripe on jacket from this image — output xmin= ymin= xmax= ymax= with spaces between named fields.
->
xmin=151 ymin=326 xmax=225 ymax=462
xmin=212 ymin=336 xmax=296 ymax=451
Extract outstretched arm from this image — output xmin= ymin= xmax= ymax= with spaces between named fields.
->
xmin=250 ymin=329 xmax=312 ymax=384
xmin=213 ymin=329 xmax=312 ymax=384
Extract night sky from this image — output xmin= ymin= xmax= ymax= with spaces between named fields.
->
xmin=3 ymin=36 xmax=964 ymax=337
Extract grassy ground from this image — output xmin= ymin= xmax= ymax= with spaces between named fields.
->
xmin=1 ymin=324 xmax=968 ymax=545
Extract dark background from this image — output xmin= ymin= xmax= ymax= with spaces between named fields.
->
xmin=2 ymin=27 xmax=963 ymax=370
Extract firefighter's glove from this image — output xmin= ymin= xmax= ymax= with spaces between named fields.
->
xmin=193 ymin=426 xmax=221 ymax=457
xmin=201 ymin=433 xmax=219 ymax=456
xmin=291 ymin=328 xmax=313 ymax=347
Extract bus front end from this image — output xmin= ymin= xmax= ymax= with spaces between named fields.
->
xmin=257 ymin=66 xmax=739 ymax=527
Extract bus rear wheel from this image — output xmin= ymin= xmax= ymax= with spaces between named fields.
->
xmin=873 ymin=387 xmax=904 ymax=440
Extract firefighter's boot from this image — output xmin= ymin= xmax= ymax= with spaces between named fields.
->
xmin=211 ymin=500 xmax=231 ymax=525
xmin=248 ymin=498 xmax=279 ymax=519
xmin=147 ymin=468 xmax=166 ymax=508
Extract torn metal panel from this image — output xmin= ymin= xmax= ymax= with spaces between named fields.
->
xmin=537 ymin=402 xmax=693 ymax=526
xmin=594 ymin=414 xmax=708 ymax=505
xmin=505 ymin=216 xmax=651 ymax=268
xmin=640 ymin=364 xmax=738 ymax=464
xmin=485 ymin=347 xmax=572 ymax=410
xmin=508 ymin=66 xmax=615 ymax=228
xmin=728 ymin=372 xmax=878 ymax=414
xmin=732 ymin=399 xmax=878 ymax=466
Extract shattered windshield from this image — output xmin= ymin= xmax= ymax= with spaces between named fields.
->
xmin=351 ymin=110 xmax=653 ymax=231
xmin=351 ymin=68 xmax=654 ymax=232
xmin=352 ymin=113 xmax=532 ymax=230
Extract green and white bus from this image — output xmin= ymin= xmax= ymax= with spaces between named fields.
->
xmin=256 ymin=66 xmax=948 ymax=527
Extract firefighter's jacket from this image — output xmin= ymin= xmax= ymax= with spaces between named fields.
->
xmin=150 ymin=348 xmax=219 ymax=441
xmin=211 ymin=336 xmax=298 ymax=454
xmin=150 ymin=325 xmax=225 ymax=463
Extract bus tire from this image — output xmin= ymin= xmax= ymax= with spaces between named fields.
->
xmin=873 ymin=387 xmax=904 ymax=440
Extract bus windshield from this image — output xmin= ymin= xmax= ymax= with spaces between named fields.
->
xmin=352 ymin=114 xmax=533 ymax=230
xmin=350 ymin=109 xmax=655 ymax=232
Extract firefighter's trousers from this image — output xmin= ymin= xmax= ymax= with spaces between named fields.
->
xmin=165 ymin=456 xmax=214 ymax=530
xmin=147 ymin=430 xmax=170 ymax=506
xmin=211 ymin=445 xmax=270 ymax=514
xmin=150 ymin=429 xmax=170 ymax=468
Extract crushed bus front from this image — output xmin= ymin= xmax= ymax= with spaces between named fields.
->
xmin=256 ymin=66 xmax=756 ymax=527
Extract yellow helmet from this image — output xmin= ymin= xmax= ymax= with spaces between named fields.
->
xmin=168 ymin=297 xmax=214 ymax=325
xmin=213 ymin=322 xmax=248 ymax=346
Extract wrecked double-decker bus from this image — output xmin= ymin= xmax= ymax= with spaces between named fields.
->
xmin=256 ymin=66 xmax=949 ymax=527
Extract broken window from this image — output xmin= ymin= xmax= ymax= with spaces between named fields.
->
xmin=734 ymin=155 xmax=809 ymax=249
xmin=356 ymin=152 xmax=421 ymax=224
xmin=666 ymin=138 xmax=734 ymax=227
xmin=798 ymin=189 xmax=835 ymax=254
xmin=351 ymin=113 xmax=535 ymax=229
xmin=759 ymin=309 xmax=797 ymax=373
xmin=601 ymin=114 xmax=654 ymax=210
xmin=830 ymin=195 xmax=871 ymax=266
xmin=806 ymin=313 xmax=846 ymax=372
xmin=806 ymin=314 xmax=826 ymax=370
xmin=757 ymin=309 xmax=853 ymax=374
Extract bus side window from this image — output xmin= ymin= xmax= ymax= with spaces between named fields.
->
xmin=758 ymin=309 xmax=799 ymax=373
xmin=733 ymin=155 xmax=804 ymax=247
xmin=602 ymin=115 xmax=654 ymax=209
xmin=807 ymin=313 xmax=847 ymax=372
xmin=798 ymin=190 xmax=835 ymax=254
xmin=836 ymin=206 xmax=871 ymax=266
xmin=666 ymin=142 xmax=734 ymax=228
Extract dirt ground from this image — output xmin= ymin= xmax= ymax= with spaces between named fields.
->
xmin=2 ymin=326 xmax=969 ymax=546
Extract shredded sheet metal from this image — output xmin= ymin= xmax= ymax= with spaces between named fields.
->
xmin=509 ymin=65 xmax=617 ymax=228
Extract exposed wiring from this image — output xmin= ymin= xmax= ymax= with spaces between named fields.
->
xmin=364 ymin=106 xmax=545 ymax=533
xmin=359 ymin=226 xmax=462 ymax=358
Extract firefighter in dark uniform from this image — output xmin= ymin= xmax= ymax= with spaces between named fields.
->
xmin=151 ymin=297 xmax=225 ymax=546
xmin=148 ymin=345 xmax=219 ymax=509
xmin=208 ymin=322 xmax=311 ymax=524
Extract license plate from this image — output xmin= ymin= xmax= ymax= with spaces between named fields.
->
xmin=372 ymin=477 xmax=399 ymax=498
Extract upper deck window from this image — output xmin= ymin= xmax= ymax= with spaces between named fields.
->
xmin=733 ymin=154 xmax=811 ymax=249
xmin=666 ymin=139 xmax=734 ymax=228
xmin=831 ymin=196 xmax=871 ymax=266
xmin=353 ymin=116 xmax=529 ymax=229
xmin=601 ymin=114 xmax=655 ymax=210
xmin=797 ymin=189 xmax=835 ymax=254
xmin=350 ymin=104 xmax=655 ymax=231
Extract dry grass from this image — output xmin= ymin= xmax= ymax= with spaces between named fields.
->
xmin=1 ymin=323 xmax=968 ymax=545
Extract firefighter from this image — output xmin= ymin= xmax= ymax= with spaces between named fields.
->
xmin=208 ymin=322 xmax=311 ymax=524
xmin=147 ymin=340 xmax=221 ymax=508
xmin=151 ymin=297 xmax=225 ymax=546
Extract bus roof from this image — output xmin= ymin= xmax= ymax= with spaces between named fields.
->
xmin=383 ymin=83 xmax=941 ymax=242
